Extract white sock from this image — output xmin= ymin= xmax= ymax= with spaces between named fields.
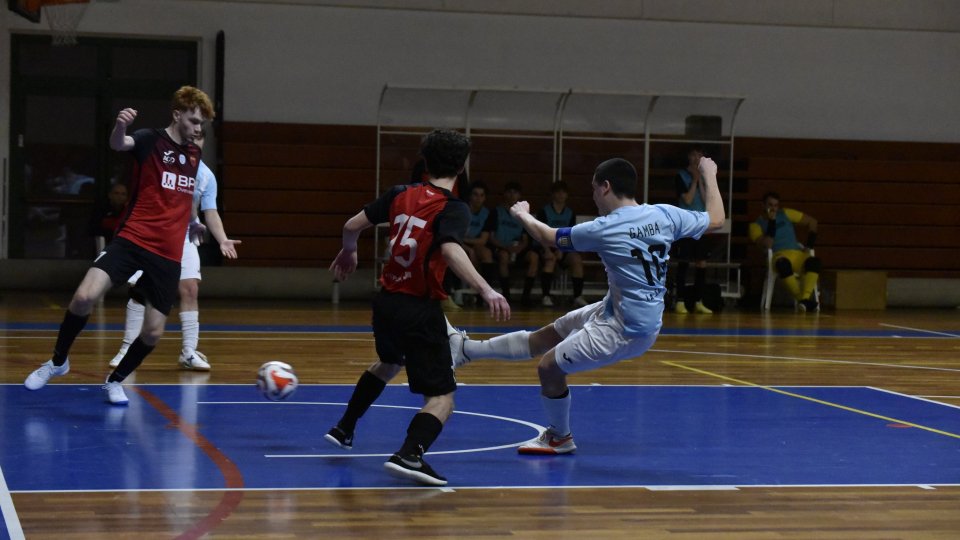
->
xmin=542 ymin=390 xmax=572 ymax=436
xmin=179 ymin=310 xmax=199 ymax=357
xmin=463 ymin=330 xmax=531 ymax=361
xmin=122 ymin=299 xmax=145 ymax=350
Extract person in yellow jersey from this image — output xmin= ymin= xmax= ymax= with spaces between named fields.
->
xmin=748 ymin=191 xmax=821 ymax=311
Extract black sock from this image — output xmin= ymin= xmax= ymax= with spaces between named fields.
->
xmin=499 ymin=276 xmax=511 ymax=299
xmin=522 ymin=277 xmax=535 ymax=299
xmin=572 ymin=277 xmax=584 ymax=298
xmin=108 ymin=337 xmax=155 ymax=382
xmin=52 ymin=310 xmax=89 ymax=366
xmin=676 ymin=262 xmax=689 ymax=303
xmin=338 ymin=371 xmax=387 ymax=434
xmin=398 ymin=412 xmax=444 ymax=459
xmin=480 ymin=263 xmax=496 ymax=284
xmin=541 ymin=272 xmax=553 ymax=297
xmin=694 ymin=267 xmax=706 ymax=303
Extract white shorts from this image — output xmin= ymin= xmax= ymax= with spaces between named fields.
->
xmin=126 ymin=239 xmax=201 ymax=286
xmin=179 ymin=239 xmax=201 ymax=281
xmin=551 ymin=300 xmax=658 ymax=374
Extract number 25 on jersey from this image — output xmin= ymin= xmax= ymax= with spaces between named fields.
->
xmin=387 ymin=214 xmax=426 ymax=268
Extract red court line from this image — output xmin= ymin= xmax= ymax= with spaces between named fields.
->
xmin=131 ymin=387 xmax=245 ymax=540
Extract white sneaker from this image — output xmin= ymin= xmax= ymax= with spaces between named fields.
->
xmin=572 ymin=296 xmax=589 ymax=308
xmin=449 ymin=328 xmax=472 ymax=369
xmin=103 ymin=379 xmax=129 ymax=405
xmin=179 ymin=351 xmax=211 ymax=371
xmin=24 ymin=359 xmax=70 ymax=390
xmin=109 ymin=348 xmax=128 ymax=368
xmin=518 ymin=429 xmax=577 ymax=455
xmin=541 ymin=295 xmax=554 ymax=307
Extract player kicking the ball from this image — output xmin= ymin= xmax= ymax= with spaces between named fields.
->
xmin=449 ymin=156 xmax=725 ymax=454
xmin=326 ymin=129 xmax=510 ymax=486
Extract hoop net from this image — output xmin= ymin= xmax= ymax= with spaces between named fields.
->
xmin=42 ymin=0 xmax=90 ymax=46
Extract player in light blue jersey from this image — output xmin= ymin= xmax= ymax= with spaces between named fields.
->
xmin=447 ymin=156 xmax=725 ymax=454
xmin=109 ymin=130 xmax=242 ymax=371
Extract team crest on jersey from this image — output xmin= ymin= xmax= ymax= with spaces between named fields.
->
xmin=163 ymin=150 xmax=175 ymax=164
xmin=189 ymin=156 xmax=198 ymax=167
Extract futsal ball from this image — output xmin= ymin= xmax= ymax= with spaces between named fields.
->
xmin=257 ymin=361 xmax=298 ymax=401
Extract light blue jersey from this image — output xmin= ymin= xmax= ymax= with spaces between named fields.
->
xmin=565 ymin=204 xmax=709 ymax=336
xmin=195 ymin=161 xmax=218 ymax=212
xmin=185 ymin=161 xmax=218 ymax=242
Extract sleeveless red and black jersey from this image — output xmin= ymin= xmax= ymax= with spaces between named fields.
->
xmin=115 ymin=128 xmax=200 ymax=262
xmin=365 ymin=183 xmax=470 ymax=299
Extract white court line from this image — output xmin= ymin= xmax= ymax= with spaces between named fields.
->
xmin=651 ymin=348 xmax=960 ymax=374
xmin=197 ymin=401 xmax=545 ymax=459
xmin=0 ymin=335 xmax=374 ymax=342
xmin=879 ymin=323 xmax=959 ymax=338
xmin=10 ymin=483 xmax=958 ymax=494
xmin=867 ymin=387 xmax=960 ymax=412
xmin=0 ymin=464 xmax=26 ymax=540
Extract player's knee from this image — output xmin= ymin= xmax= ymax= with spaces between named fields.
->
xmin=804 ymin=257 xmax=822 ymax=273
xmin=140 ymin=325 xmax=164 ymax=345
xmin=178 ymin=279 xmax=199 ymax=301
xmin=775 ymin=257 xmax=794 ymax=279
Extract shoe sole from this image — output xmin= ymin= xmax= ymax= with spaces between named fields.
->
xmin=383 ymin=461 xmax=448 ymax=486
xmin=323 ymin=433 xmax=352 ymax=450
xmin=179 ymin=363 xmax=211 ymax=372
xmin=517 ymin=446 xmax=576 ymax=455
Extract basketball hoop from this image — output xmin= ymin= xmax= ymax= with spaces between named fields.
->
xmin=42 ymin=0 xmax=90 ymax=46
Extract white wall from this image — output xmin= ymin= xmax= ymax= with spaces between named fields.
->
xmin=3 ymin=0 xmax=958 ymax=142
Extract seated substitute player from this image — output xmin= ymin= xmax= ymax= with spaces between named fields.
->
xmin=87 ymin=182 xmax=128 ymax=244
xmin=449 ymin=156 xmax=725 ymax=454
xmin=325 ymin=129 xmax=510 ymax=486
xmin=24 ymin=86 xmax=214 ymax=405
xmin=536 ymin=181 xmax=587 ymax=308
xmin=463 ymin=180 xmax=496 ymax=283
xmin=748 ymin=191 xmax=821 ymax=312
xmin=489 ymin=181 xmax=540 ymax=304
xmin=109 ymin=129 xmax=241 ymax=371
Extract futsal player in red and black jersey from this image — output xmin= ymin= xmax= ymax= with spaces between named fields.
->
xmin=24 ymin=86 xmax=215 ymax=406
xmin=327 ymin=129 xmax=511 ymax=486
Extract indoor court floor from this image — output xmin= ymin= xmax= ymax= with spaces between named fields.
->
xmin=1 ymin=291 xmax=959 ymax=539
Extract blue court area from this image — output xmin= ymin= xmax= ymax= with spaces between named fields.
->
xmin=2 ymin=384 xmax=959 ymax=492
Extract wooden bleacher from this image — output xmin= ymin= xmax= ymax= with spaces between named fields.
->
xmin=219 ymin=123 xmax=960 ymax=303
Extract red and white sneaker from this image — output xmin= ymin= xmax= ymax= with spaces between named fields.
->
xmin=518 ymin=429 xmax=577 ymax=455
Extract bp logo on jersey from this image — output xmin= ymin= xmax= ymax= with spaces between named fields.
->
xmin=162 ymin=171 xmax=196 ymax=193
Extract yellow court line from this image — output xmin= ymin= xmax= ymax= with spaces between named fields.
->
xmin=661 ymin=360 xmax=960 ymax=441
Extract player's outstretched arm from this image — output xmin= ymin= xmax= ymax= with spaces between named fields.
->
xmin=110 ymin=108 xmax=137 ymax=151
xmin=698 ymin=157 xmax=726 ymax=231
xmin=329 ymin=210 xmax=373 ymax=282
xmin=202 ymin=209 xmax=242 ymax=259
xmin=509 ymin=201 xmax=559 ymax=247
xmin=441 ymin=242 xmax=510 ymax=321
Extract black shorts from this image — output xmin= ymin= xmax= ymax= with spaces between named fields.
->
xmin=93 ymin=237 xmax=181 ymax=315
xmin=371 ymin=291 xmax=456 ymax=397
xmin=673 ymin=236 xmax=712 ymax=262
